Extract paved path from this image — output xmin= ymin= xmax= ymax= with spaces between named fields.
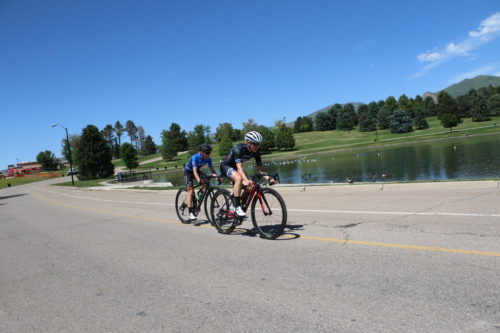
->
xmin=1 ymin=180 xmax=499 ymax=332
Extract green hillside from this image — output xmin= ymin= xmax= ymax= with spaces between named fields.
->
xmin=297 ymin=75 xmax=500 ymax=124
xmin=423 ymin=75 xmax=500 ymax=101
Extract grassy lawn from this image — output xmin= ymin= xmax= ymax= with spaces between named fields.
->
xmin=112 ymin=153 xmax=163 ymax=167
xmin=0 ymin=177 xmax=51 ymax=189
xmin=53 ymin=178 xmax=114 ymax=187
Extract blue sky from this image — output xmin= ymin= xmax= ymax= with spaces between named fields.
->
xmin=1 ymin=0 xmax=499 ymax=170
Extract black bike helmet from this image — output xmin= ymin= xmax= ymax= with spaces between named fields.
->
xmin=199 ymin=143 xmax=213 ymax=152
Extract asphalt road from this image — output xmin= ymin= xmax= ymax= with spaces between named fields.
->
xmin=1 ymin=179 xmax=499 ymax=332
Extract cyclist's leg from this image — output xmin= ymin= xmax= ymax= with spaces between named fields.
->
xmin=184 ymin=170 xmax=196 ymax=219
xmin=228 ymin=170 xmax=246 ymax=217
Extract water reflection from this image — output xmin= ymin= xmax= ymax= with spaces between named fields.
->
xmin=155 ymin=134 xmax=500 ymax=185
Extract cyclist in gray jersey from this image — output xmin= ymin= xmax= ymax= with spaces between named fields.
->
xmin=220 ymin=131 xmax=275 ymax=217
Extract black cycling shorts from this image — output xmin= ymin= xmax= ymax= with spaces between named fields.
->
xmin=184 ymin=169 xmax=206 ymax=187
xmin=220 ymin=164 xmax=237 ymax=179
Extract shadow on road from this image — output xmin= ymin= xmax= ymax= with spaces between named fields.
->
xmin=0 ymin=193 xmax=27 ymax=200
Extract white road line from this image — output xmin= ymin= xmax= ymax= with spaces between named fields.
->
xmin=32 ymin=187 xmax=500 ymax=217
xmin=32 ymin=187 xmax=175 ymax=206
xmin=288 ymin=208 xmax=500 ymax=218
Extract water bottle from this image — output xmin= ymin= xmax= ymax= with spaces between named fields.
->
xmin=197 ymin=189 xmax=204 ymax=201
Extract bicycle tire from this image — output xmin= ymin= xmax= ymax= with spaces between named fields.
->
xmin=251 ymin=188 xmax=287 ymax=239
xmin=210 ymin=189 xmax=238 ymax=234
xmin=175 ymin=188 xmax=193 ymax=224
xmin=203 ymin=187 xmax=218 ymax=224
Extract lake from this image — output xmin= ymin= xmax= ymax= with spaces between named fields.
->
xmin=154 ymin=133 xmax=500 ymax=185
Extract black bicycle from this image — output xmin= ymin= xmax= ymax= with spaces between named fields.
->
xmin=210 ymin=173 xmax=287 ymax=240
xmin=175 ymin=175 xmax=221 ymax=224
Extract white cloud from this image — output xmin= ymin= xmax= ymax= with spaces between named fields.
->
xmin=410 ymin=12 xmax=500 ymax=79
xmin=448 ymin=65 xmax=499 ymax=84
xmin=469 ymin=12 xmax=500 ymax=38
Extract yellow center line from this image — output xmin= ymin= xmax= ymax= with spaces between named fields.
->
xmin=301 ymin=236 xmax=500 ymax=257
xmin=29 ymin=190 xmax=500 ymax=257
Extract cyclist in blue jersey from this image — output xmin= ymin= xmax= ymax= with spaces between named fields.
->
xmin=184 ymin=143 xmax=219 ymax=220
xmin=220 ymin=131 xmax=275 ymax=217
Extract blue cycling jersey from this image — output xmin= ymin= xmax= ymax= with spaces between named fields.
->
xmin=185 ymin=152 xmax=213 ymax=172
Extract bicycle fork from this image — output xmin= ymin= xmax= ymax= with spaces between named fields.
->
xmin=257 ymin=192 xmax=272 ymax=216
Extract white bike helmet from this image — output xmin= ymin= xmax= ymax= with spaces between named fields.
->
xmin=245 ymin=131 xmax=263 ymax=144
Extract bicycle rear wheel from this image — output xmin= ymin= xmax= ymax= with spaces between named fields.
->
xmin=175 ymin=188 xmax=193 ymax=224
xmin=210 ymin=189 xmax=238 ymax=234
xmin=251 ymin=188 xmax=287 ymax=239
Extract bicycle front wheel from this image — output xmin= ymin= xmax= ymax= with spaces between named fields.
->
xmin=175 ymin=188 xmax=192 ymax=224
xmin=210 ymin=189 xmax=238 ymax=234
xmin=203 ymin=187 xmax=218 ymax=224
xmin=251 ymin=188 xmax=287 ymax=239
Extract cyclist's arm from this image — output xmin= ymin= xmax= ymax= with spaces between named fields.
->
xmin=192 ymin=166 xmax=201 ymax=183
xmin=258 ymin=165 xmax=275 ymax=184
xmin=209 ymin=166 xmax=218 ymax=178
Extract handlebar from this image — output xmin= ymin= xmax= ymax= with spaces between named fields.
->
xmin=250 ymin=173 xmax=280 ymax=185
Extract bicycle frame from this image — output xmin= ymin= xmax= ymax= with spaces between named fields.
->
xmin=223 ymin=174 xmax=276 ymax=219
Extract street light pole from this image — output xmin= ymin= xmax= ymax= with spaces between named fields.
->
xmin=51 ymin=123 xmax=75 ymax=186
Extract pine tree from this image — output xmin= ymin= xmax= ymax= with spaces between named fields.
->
xmin=455 ymin=95 xmax=471 ymax=118
xmin=389 ymin=109 xmax=414 ymax=133
xmin=120 ymin=142 xmax=139 ymax=171
xmin=437 ymin=91 xmax=459 ymax=121
xmin=257 ymin=125 xmax=275 ymax=151
xmin=101 ymin=124 xmax=115 ymax=155
xmin=487 ymin=94 xmax=500 ymax=116
xmin=358 ymin=104 xmax=376 ymax=132
xmin=293 ymin=116 xmax=302 ymax=133
xmin=413 ymin=110 xmax=429 ymax=130
xmin=125 ymin=120 xmax=138 ymax=145
xmin=314 ymin=112 xmax=331 ymax=131
xmin=470 ymin=93 xmax=490 ymax=122
xmin=143 ymin=135 xmax=157 ymax=155
xmin=327 ymin=105 xmax=338 ymax=130
xmin=424 ymin=97 xmax=437 ymax=117
xmin=76 ymin=125 xmax=114 ymax=180
xmin=300 ymin=117 xmax=314 ymax=132
xmin=337 ymin=104 xmax=355 ymax=131
xmin=385 ymin=96 xmax=398 ymax=113
xmin=377 ymin=106 xmax=391 ymax=130
xmin=274 ymin=122 xmax=295 ymax=149
xmin=114 ymin=121 xmax=124 ymax=146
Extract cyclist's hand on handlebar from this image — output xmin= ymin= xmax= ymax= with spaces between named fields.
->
xmin=243 ymin=179 xmax=254 ymax=187
xmin=268 ymin=177 xmax=276 ymax=185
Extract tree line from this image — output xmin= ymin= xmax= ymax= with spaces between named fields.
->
xmin=37 ymin=117 xmax=296 ymax=180
xmin=159 ymin=119 xmax=295 ymax=161
xmin=294 ymin=85 xmax=500 ymax=134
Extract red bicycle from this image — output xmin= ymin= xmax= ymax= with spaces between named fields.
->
xmin=210 ymin=174 xmax=287 ymax=240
